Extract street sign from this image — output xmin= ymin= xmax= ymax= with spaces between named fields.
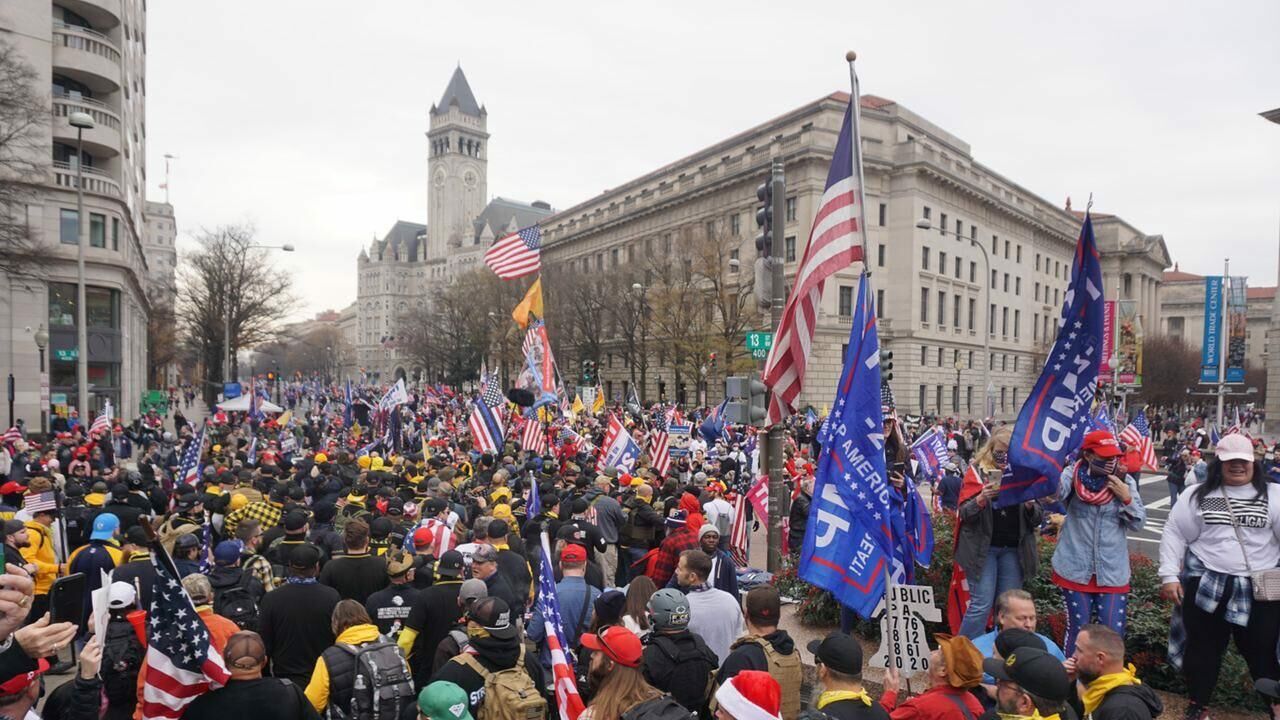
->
xmin=749 ymin=348 xmax=769 ymax=360
xmin=54 ymin=349 xmax=77 ymax=361
xmin=868 ymin=584 xmax=943 ymax=675
xmin=745 ymin=332 xmax=773 ymax=351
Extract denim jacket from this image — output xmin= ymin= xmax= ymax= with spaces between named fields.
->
xmin=1049 ymin=465 xmax=1145 ymax=587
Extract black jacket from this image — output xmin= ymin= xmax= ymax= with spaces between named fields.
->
xmin=481 ymin=569 xmax=522 ymax=614
xmin=429 ymin=635 xmax=544 ymax=717
xmin=259 ymin=580 xmax=341 ymax=685
xmin=405 ymin=580 xmax=463 ymax=685
xmin=1086 ymin=684 xmax=1162 ymax=720
xmin=717 ymin=629 xmax=796 ymax=684
xmin=494 ymin=548 xmax=532 ymax=611
xmin=788 ymin=492 xmax=811 ymax=551
xmin=318 ymin=551 xmax=388 ymax=603
xmin=207 ymin=564 xmax=266 ymax=604
xmin=112 ymin=554 xmax=158 ymax=610
xmin=183 ymin=677 xmax=320 ymax=720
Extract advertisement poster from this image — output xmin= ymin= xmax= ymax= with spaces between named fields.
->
xmin=1226 ymin=276 xmax=1247 ymax=383
xmin=1200 ymin=276 xmax=1223 ymax=383
xmin=1115 ymin=300 xmax=1143 ymax=386
xmin=1100 ymin=300 xmax=1116 ymax=379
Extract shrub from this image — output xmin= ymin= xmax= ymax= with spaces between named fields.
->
xmin=773 ymin=510 xmax=1267 ymax=712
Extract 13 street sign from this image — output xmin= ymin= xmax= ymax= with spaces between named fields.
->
xmin=745 ymin=332 xmax=773 ymax=351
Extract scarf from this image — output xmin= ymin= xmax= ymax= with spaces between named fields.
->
xmin=1079 ymin=664 xmax=1140 ymax=714
xmin=1073 ymin=462 xmax=1113 ymax=505
xmin=817 ymin=690 xmax=872 ymax=708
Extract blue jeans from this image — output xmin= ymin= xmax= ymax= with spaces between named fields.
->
xmin=959 ymin=546 xmax=1023 ymax=638
xmin=1168 ymin=480 xmax=1184 ymax=508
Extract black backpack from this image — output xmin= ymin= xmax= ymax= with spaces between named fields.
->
xmin=101 ymin=618 xmax=144 ymax=705
xmin=643 ymin=634 xmax=718 ymax=715
xmin=621 ymin=695 xmax=695 ymax=720
xmin=212 ymin=582 xmax=260 ymax=632
xmin=324 ymin=639 xmax=415 ymax=720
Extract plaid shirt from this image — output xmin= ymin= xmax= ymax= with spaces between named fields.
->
xmin=649 ymin=525 xmax=701 ymax=587
xmin=243 ymin=553 xmax=275 ymax=591
xmin=1168 ymin=551 xmax=1252 ymax=670
xmin=223 ymin=501 xmax=283 ymax=537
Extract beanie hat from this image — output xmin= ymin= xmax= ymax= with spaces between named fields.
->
xmin=714 ymin=670 xmax=782 ymax=720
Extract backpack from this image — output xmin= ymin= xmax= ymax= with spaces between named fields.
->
xmin=711 ymin=505 xmax=731 ymax=538
xmin=644 ymin=634 xmax=718 ymax=715
xmin=101 ymin=618 xmax=145 ymax=705
xmin=735 ymin=636 xmax=802 ymax=720
xmin=212 ymin=582 xmax=260 ymax=632
xmin=335 ymin=505 xmax=370 ymax=535
xmin=621 ymin=695 xmax=695 ymax=720
xmin=452 ymin=645 xmax=547 ymax=720
xmin=324 ymin=639 xmax=415 ymax=720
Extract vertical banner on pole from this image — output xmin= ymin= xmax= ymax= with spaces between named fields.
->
xmin=1100 ymin=300 xmax=1116 ymax=380
xmin=1226 ymin=276 xmax=1248 ymax=383
xmin=1200 ymin=276 xmax=1223 ymax=383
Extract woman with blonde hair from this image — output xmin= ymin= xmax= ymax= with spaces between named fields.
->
xmin=953 ymin=425 xmax=1042 ymax=638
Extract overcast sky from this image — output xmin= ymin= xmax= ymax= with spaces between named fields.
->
xmin=146 ymin=1 xmax=1280 ymax=320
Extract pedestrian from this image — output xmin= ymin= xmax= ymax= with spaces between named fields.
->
xmin=183 ymin=631 xmax=321 ymax=720
xmin=1064 ymin=625 xmax=1162 ymax=720
xmin=468 ymin=544 xmax=520 ymax=613
xmin=808 ymin=632 xmax=890 ymax=720
xmin=399 ymin=549 xmax=466 ymax=686
xmin=980 ymin=646 xmax=1071 ymax=720
xmin=880 ymin=634 xmax=984 ymax=720
xmin=207 ymin=539 xmax=266 ymax=631
xmin=581 ymin=625 xmax=685 ymax=720
xmin=586 ymin=475 xmax=625 ymax=583
xmin=304 ymin=600 xmax=413 ymax=719
xmin=364 ymin=549 xmax=422 ymax=640
xmin=640 ymin=588 xmax=719 ymax=716
xmin=622 ymin=576 xmax=657 ymax=639
xmin=319 ymin=519 xmax=389 ymax=603
xmin=678 ymin=549 xmax=744 ymax=665
xmin=527 ymin=543 xmax=599 ymax=677
xmin=429 ymin=597 xmax=545 ymax=719
xmin=427 ymin=579 xmax=488 ymax=675
xmin=717 ymin=587 xmax=802 ymax=720
xmin=416 ymin=681 xmax=475 ymax=720
xmin=258 ymin=543 xmax=341 ymax=688
xmin=714 ymin=670 xmax=783 ymax=720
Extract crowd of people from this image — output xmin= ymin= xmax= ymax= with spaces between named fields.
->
xmin=0 ymin=385 xmax=1276 ymax=720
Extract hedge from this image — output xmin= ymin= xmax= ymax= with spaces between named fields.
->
xmin=773 ymin=511 xmax=1266 ymax=712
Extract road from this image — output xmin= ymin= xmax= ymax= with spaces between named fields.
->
xmin=1127 ymin=473 xmax=1171 ymax=560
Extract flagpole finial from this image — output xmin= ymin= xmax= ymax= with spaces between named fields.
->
xmin=845 ymin=50 xmax=857 ymax=62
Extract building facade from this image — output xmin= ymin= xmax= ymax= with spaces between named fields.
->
xmin=540 ymin=93 xmax=1170 ymax=417
xmin=354 ymin=67 xmax=551 ymax=381
xmin=142 ymin=199 xmax=177 ymax=387
xmin=1160 ymin=265 xmax=1275 ymax=375
xmin=1 ymin=1 xmax=151 ymax=428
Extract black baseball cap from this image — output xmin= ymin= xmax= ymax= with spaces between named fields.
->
xmin=467 ymin=596 xmax=517 ymax=639
xmin=436 ymin=549 xmax=464 ymax=578
xmin=807 ymin=632 xmax=863 ymax=677
xmin=283 ymin=509 xmax=309 ymax=533
xmin=983 ymin=647 xmax=1071 ymax=702
xmin=994 ymin=628 xmax=1046 ymax=659
xmin=288 ymin=543 xmax=323 ymax=570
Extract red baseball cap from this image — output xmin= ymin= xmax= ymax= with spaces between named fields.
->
xmin=1082 ymin=430 xmax=1122 ymax=458
xmin=560 ymin=543 xmax=587 ymax=563
xmin=581 ymin=625 xmax=643 ymax=668
xmin=412 ymin=526 xmax=434 ymax=548
xmin=0 ymin=658 xmax=47 ymax=696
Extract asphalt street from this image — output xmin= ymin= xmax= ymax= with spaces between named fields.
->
xmin=1127 ymin=472 xmax=1171 ymax=560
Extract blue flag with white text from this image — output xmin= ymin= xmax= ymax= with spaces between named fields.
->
xmin=700 ymin=400 xmax=727 ymax=444
xmin=1004 ymin=213 xmax=1104 ymax=508
xmin=799 ymin=272 xmax=902 ymax=618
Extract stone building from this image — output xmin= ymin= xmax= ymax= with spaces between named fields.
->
xmin=354 ymin=67 xmax=552 ymax=381
xmin=0 ymin=1 xmax=152 ymax=427
xmin=142 ymin=199 xmax=177 ymax=387
xmin=540 ymin=92 xmax=1170 ymax=417
xmin=1160 ymin=265 xmax=1275 ymax=375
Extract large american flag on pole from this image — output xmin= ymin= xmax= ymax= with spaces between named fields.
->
xmin=537 ymin=533 xmax=586 ymax=720
xmin=468 ymin=385 xmax=506 ymax=455
xmin=648 ymin=408 xmax=671 ymax=478
xmin=177 ymin=425 xmax=206 ymax=487
xmin=141 ymin=546 xmax=230 ymax=719
xmin=1119 ymin=409 xmax=1157 ymax=471
xmin=484 ymin=225 xmax=542 ymax=280
xmin=521 ymin=416 xmax=548 ymax=455
xmin=762 ymin=93 xmax=867 ymax=425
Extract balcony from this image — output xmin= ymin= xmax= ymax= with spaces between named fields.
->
xmin=52 ymin=161 xmax=121 ymax=198
xmin=52 ymin=94 xmax=121 ymax=157
xmin=51 ymin=23 xmax=121 ymax=93
xmin=58 ymin=0 xmax=122 ymax=31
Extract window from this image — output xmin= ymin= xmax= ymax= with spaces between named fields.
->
xmin=936 ymin=386 xmax=944 ymax=413
xmin=923 ymin=206 xmax=932 ymax=221
xmin=1015 ymin=277 xmax=1021 ymax=296
xmin=939 ymin=213 xmax=948 ymax=236
xmin=785 ymin=197 xmax=797 ymax=222
xmin=1004 ymin=240 xmax=1011 ymax=259
xmin=876 ymin=289 xmax=884 ymax=319
xmin=968 ymin=298 xmax=976 ymax=330
xmin=1014 ymin=310 xmax=1021 ymax=340
xmin=989 ymin=303 xmax=996 ymax=336
xmin=937 ymin=290 xmax=945 ymax=325
xmin=1167 ymin=316 xmax=1185 ymax=338
xmin=1002 ymin=307 xmax=1009 ymax=337
xmin=992 ymin=235 xmax=998 ymax=254
xmin=969 ymin=262 xmax=976 ymax=283
xmin=111 ymin=217 xmax=119 ymax=251
xmin=919 ymin=385 xmax=927 ymax=414
xmin=1013 ymin=356 xmax=1019 ymax=373
xmin=730 ymin=214 xmax=740 ymax=236
xmin=89 ymin=213 xmax=105 ymax=248
xmin=1002 ymin=354 xmax=1008 ymax=372
xmin=878 ymin=203 xmax=887 ymax=226
xmin=937 ymin=347 xmax=944 ymax=365
xmin=1036 ymin=253 xmax=1041 ymax=271
xmin=610 ymin=248 xmax=619 ymax=267
xmin=838 ymin=286 xmax=853 ymax=317
xmin=841 ymin=343 xmax=849 ymax=363
xmin=967 ymin=386 xmax=973 ymax=414
xmin=1001 ymin=387 xmax=1007 ymax=412
xmin=920 ymin=288 xmax=930 ymax=323
xmin=970 ymin=224 xmax=977 ymax=240
xmin=955 ymin=219 xmax=962 ymax=239
xmin=1035 ymin=282 xmax=1041 ymax=301
xmin=1003 ymin=273 xmax=1010 ymax=292
xmin=48 ymin=282 xmax=76 ymax=327
xmin=1123 ymin=273 xmax=1133 ymax=298
xmin=920 ymin=345 xmax=928 ymax=366
xmin=59 ymin=209 xmax=78 ymax=245
xmin=953 ymin=294 xmax=961 ymax=327
xmin=1054 ymin=288 xmax=1060 ymax=305
xmin=784 ymin=236 xmax=796 ymax=262
xmin=729 ymin=249 xmax=739 ymax=272
xmin=86 ymin=286 xmax=119 ymax=329
xmin=878 ymin=244 xmax=886 ymax=267
xmin=1012 ymin=388 xmax=1019 ymax=408
xmin=938 ymin=251 xmax=947 ymax=274
xmin=991 ymin=269 xmax=997 ymax=289
xmin=952 ymin=385 xmax=959 ymax=412
xmin=1016 ymin=245 xmax=1022 ymax=263
xmin=595 ymin=253 xmax=604 ymax=271
xmin=1033 ymin=313 xmax=1039 ymax=341
xmin=921 ymin=246 xmax=930 ymax=270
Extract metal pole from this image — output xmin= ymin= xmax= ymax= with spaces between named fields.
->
xmin=75 ymin=129 xmax=90 ymax=419
xmin=1216 ymin=259 xmax=1229 ymax=429
xmin=38 ymin=348 xmax=46 ymax=437
xmin=766 ymin=158 xmax=786 ymax=574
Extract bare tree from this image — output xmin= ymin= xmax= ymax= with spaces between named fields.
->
xmin=396 ymin=273 xmax=490 ymax=389
xmin=0 ymin=40 xmax=51 ymax=281
xmin=177 ymin=225 xmax=297 ymax=403
xmin=146 ymin=292 xmax=178 ymax=388
xmin=1136 ymin=335 xmax=1200 ymax=408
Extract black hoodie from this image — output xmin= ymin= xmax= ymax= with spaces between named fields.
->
xmin=1085 ymin=683 xmax=1163 ymax=720
xmin=716 ymin=628 xmax=797 ymax=684
xmin=428 ymin=634 xmax=544 ymax=716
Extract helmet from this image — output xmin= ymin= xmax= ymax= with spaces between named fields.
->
xmin=646 ymin=588 xmax=690 ymax=631
xmin=163 ymin=432 xmax=174 ymax=443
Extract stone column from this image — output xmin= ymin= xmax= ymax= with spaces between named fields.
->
xmin=1267 ymin=245 xmax=1280 ymax=436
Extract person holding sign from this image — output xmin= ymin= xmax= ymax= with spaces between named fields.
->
xmin=881 ymin=634 xmax=984 ymax=720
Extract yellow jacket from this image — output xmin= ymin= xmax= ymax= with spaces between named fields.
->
xmin=21 ymin=522 xmax=58 ymax=595
xmin=305 ymin=623 xmax=383 ymax=712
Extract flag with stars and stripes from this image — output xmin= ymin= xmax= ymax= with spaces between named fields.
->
xmin=484 ymin=225 xmax=542 ymax=280
xmin=177 ymin=425 xmax=205 ymax=487
xmin=140 ymin=545 xmax=230 ymax=719
xmin=469 ymin=395 xmax=506 ymax=456
xmin=90 ymin=401 xmax=113 ymax=436
xmin=521 ymin=417 xmax=548 ymax=455
xmin=245 ymin=436 xmax=257 ymax=466
xmin=536 ymin=532 xmax=586 ymax=720
xmin=728 ymin=492 xmax=750 ymax=567
xmin=648 ymin=409 xmax=671 ymax=478
xmin=880 ymin=381 xmax=896 ymax=414
xmin=1119 ymin=409 xmax=1158 ymax=471
xmin=1 ymin=426 xmax=20 ymax=447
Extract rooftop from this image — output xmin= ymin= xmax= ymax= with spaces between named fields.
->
xmin=433 ymin=65 xmax=482 ymax=117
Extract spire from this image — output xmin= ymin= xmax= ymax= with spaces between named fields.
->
xmin=435 ymin=65 xmax=481 ymax=117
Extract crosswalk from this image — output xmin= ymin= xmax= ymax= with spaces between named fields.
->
xmin=1128 ymin=474 xmax=1171 ymax=556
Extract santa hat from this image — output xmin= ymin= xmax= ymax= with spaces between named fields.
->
xmin=714 ymin=671 xmax=781 ymax=720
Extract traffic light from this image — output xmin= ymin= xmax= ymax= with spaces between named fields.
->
xmin=267 ymin=371 xmax=276 ymax=382
xmin=582 ymin=359 xmax=596 ymax=384
xmin=708 ymin=352 xmax=717 ymax=369
xmin=755 ymin=177 xmax=773 ymax=257
xmin=879 ymin=349 xmax=894 ymax=382
xmin=725 ymin=373 xmax=769 ymax=427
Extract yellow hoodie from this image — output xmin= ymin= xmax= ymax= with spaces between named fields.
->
xmin=305 ymin=623 xmax=384 ymax=712
xmin=21 ymin=522 xmax=57 ymax=594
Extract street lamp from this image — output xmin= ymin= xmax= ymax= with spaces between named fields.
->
xmin=69 ymin=110 xmax=94 ymax=418
xmin=953 ymin=357 xmax=966 ymax=414
xmin=224 ymin=243 xmax=294 ymax=391
xmin=34 ymin=325 xmax=48 ymax=436
xmin=918 ymin=217 xmax=993 ymax=418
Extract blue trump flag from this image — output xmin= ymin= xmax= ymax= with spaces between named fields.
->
xmin=1089 ymin=403 xmax=1117 ymax=435
xmin=343 ymin=379 xmax=353 ymax=427
xmin=700 ymin=400 xmax=727 ymax=444
xmin=1003 ymin=212 xmax=1104 ymax=508
xmin=799 ymin=271 xmax=902 ymax=618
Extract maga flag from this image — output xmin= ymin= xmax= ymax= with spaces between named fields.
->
xmin=1004 ymin=212 xmax=1103 ymax=508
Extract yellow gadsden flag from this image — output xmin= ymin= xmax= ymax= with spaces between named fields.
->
xmin=571 ymin=395 xmax=586 ymax=418
xmin=591 ymin=386 xmax=606 ymax=415
xmin=512 ymin=277 xmax=544 ymax=329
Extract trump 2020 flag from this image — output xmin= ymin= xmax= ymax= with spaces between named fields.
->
xmin=537 ymin=533 xmax=586 ymax=720
xmin=910 ymin=427 xmax=950 ymax=484
xmin=1004 ymin=212 xmax=1104 ymax=508
xmin=597 ymin=414 xmax=641 ymax=475
xmin=799 ymin=271 xmax=901 ymax=619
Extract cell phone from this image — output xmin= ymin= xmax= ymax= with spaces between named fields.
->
xmin=49 ymin=572 xmax=86 ymax=625
xmin=985 ymin=469 xmax=1003 ymax=486
xmin=891 ymin=462 xmax=906 ymax=474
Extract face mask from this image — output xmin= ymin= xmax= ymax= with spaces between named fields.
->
xmin=992 ymin=450 xmax=1008 ymax=465
xmin=1088 ymin=459 xmax=1116 ymax=477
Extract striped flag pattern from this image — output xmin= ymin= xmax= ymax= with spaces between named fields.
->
xmin=728 ymin=493 xmax=750 ymax=567
xmin=535 ymin=533 xmax=586 ymax=720
xmin=762 ymin=94 xmax=867 ymax=425
xmin=1119 ymin=409 xmax=1157 ymax=471
xmin=521 ymin=417 xmax=548 ymax=455
xmin=648 ymin=409 xmax=671 ymax=478
xmin=90 ymin=401 xmax=113 ymax=436
xmin=483 ymin=225 xmax=542 ymax=280
xmin=468 ymin=395 xmax=506 ymax=455
xmin=177 ymin=426 xmax=206 ymax=487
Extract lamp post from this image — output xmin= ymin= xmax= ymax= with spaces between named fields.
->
xmin=34 ymin=325 xmax=48 ymax=437
xmin=953 ymin=357 xmax=966 ymax=414
xmin=69 ymin=110 xmax=94 ymax=417
xmin=224 ymin=243 xmax=294 ymax=392
xmin=918 ymin=218 xmax=992 ymax=418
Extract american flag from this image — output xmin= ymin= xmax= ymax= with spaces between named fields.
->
xmin=140 ymin=548 xmax=231 ymax=719
xmin=407 ymin=517 xmax=457 ymax=557
xmin=762 ymin=92 xmax=867 ymax=425
xmin=1118 ymin=410 xmax=1157 ymax=471
xmin=535 ymin=533 xmax=586 ymax=720
xmin=245 ymin=436 xmax=257 ymax=466
xmin=469 ymin=396 xmax=506 ymax=455
xmin=2 ymin=426 xmax=21 ymax=446
xmin=90 ymin=401 xmax=113 ymax=436
xmin=521 ymin=416 xmax=548 ymax=455
xmin=177 ymin=426 xmax=206 ymax=487
xmin=481 ymin=373 xmax=505 ymax=410
xmin=484 ymin=225 xmax=542 ymax=280
xmin=745 ymin=475 xmax=770 ymax=519
xmin=728 ymin=493 xmax=750 ymax=567
xmin=248 ymin=377 xmax=263 ymax=423
xmin=23 ymin=491 xmax=57 ymax=514
xmin=648 ymin=410 xmax=671 ymax=478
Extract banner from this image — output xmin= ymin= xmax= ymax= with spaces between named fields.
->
xmin=1227 ymin=276 xmax=1247 ymax=383
xmin=667 ymin=423 xmax=692 ymax=457
xmin=598 ymin=414 xmax=640 ymax=474
xmin=910 ymin=428 xmax=950 ymax=484
xmin=517 ymin=321 xmax=559 ymax=409
xmin=378 ymin=378 xmax=409 ymax=411
xmin=1100 ymin=300 xmax=1116 ymax=379
xmin=1004 ymin=212 xmax=1104 ymax=508
xmin=1200 ymin=276 xmax=1223 ymax=383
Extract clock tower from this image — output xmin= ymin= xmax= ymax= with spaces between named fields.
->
xmin=426 ymin=65 xmax=488 ymax=261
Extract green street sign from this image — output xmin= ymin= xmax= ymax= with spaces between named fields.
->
xmin=745 ymin=332 xmax=773 ymax=351
xmin=54 ymin=349 xmax=77 ymax=361
xmin=750 ymin=348 xmax=769 ymax=359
